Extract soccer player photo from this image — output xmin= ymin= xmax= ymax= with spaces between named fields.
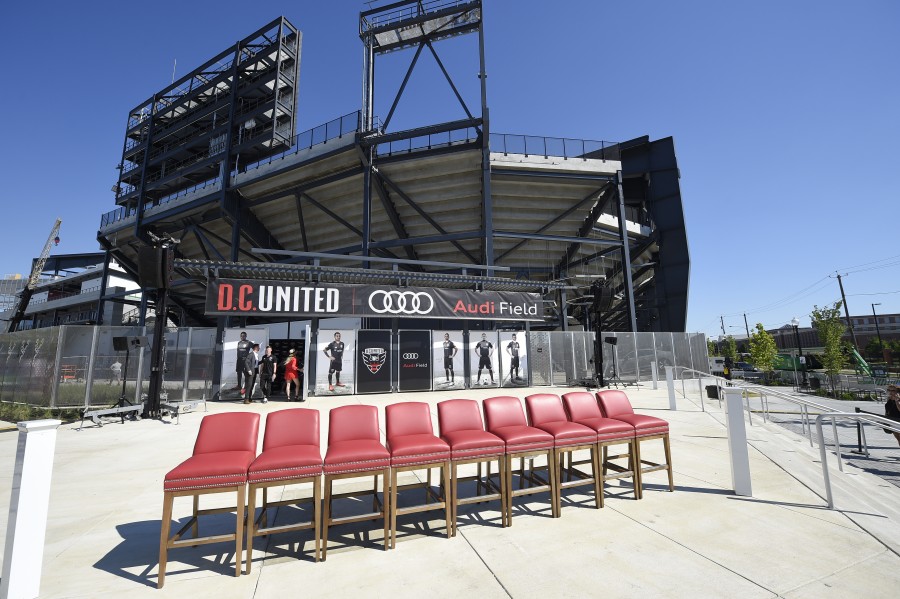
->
xmin=501 ymin=331 xmax=529 ymax=387
xmin=220 ymin=327 xmax=268 ymax=399
xmin=315 ymin=329 xmax=355 ymax=395
xmin=469 ymin=331 xmax=499 ymax=388
xmin=432 ymin=331 xmax=464 ymax=390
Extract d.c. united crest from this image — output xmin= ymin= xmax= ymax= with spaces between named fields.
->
xmin=361 ymin=347 xmax=387 ymax=374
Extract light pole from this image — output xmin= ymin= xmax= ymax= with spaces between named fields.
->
xmin=791 ymin=317 xmax=808 ymax=388
xmin=872 ymin=303 xmax=883 ymax=350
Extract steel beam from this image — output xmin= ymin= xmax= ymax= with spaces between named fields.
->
xmin=616 ymin=172 xmax=638 ymax=332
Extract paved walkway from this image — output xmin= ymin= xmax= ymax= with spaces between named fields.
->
xmin=2 ymin=384 xmax=900 ymax=597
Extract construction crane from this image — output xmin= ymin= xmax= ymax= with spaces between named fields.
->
xmin=6 ymin=218 xmax=62 ymax=333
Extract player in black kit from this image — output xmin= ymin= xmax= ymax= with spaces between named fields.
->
xmin=323 ymin=332 xmax=346 ymax=392
xmin=235 ymin=331 xmax=253 ymax=396
xmin=506 ymin=333 xmax=522 ymax=381
xmin=473 ymin=332 xmax=494 ymax=385
xmin=442 ymin=333 xmax=458 ymax=382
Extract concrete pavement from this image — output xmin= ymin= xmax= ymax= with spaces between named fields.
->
xmin=2 ymin=382 xmax=900 ymax=598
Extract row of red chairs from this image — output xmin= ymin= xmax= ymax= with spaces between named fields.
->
xmin=157 ymin=390 xmax=673 ymax=588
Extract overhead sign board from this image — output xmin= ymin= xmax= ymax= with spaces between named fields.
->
xmin=205 ymin=279 xmax=544 ymax=321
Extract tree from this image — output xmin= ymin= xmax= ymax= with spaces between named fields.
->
xmin=749 ymin=323 xmax=777 ymax=374
xmin=707 ymin=339 xmax=717 ymax=356
xmin=722 ymin=336 xmax=738 ymax=361
xmin=811 ymin=301 xmax=846 ymax=395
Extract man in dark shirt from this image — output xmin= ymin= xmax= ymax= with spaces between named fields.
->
xmin=473 ymin=332 xmax=494 ymax=385
xmin=506 ymin=333 xmax=522 ymax=381
xmin=259 ymin=345 xmax=277 ymax=402
xmin=244 ymin=343 xmax=261 ymax=404
xmin=235 ymin=331 xmax=253 ymax=395
xmin=324 ymin=332 xmax=346 ymax=392
xmin=442 ymin=333 xmax=458 ymax=382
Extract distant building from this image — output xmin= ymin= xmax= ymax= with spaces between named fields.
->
xmin=0 ymin=254 xmax=141 ymax=330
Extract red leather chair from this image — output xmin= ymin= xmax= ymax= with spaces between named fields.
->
xmin=525 ymin=393 xmax=600 ymax=514
xmin=158 ymin=412 xmax=260 ymax=588
xmin=245 ymin=408 xmax=323 ymax=572
xmin=561 ymin=391 xmax=639 ymax=505
xmin=437 ymin=399 xmax=507 ymax=534
xmin=596 ymin=390 xmax=674 ymax=498
xmin=385 ymin=402 xmax=452 ymax=548
xmin=322 ymin=405 xmax=391 ymax=558
xmin=483 ymin=396 xmax=557 ymax=522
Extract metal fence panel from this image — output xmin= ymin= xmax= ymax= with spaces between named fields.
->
xmin=529 ymin=331 xmax=552 ymax=386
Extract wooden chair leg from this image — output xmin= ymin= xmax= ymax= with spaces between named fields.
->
xmin=442 ymin=461 xmax=452 ymax=539
xmin=634 ymin=439 xmax=643 ymax=500
xmin=234 ymin=485 xmax=245 ymax=578
xmin=592 ymin=445 xmax=603 ymax=509
xmin=383 ymin=468 xmax=391 ymax=550
xmin=313 ymin=476 xmax=322 ymax=562
xmin=372 ymin=474 xmax=379 ymax=511
xmin=262 ymin=486 xmax=268 ymax=529
xmin=322 ymin=476 xmax=332 ymax=561
xmin=663 ymin=434 xmax=674 ymax=491
xmin=499 ymin=457 xmax=508 ymax=527
xmin=549 ymin=450 xmax=559 ymax=518
xmin=506 ymin=455 xmax=514 ymax=525
xmin=158 ymin=491 xmax=174 ymax=589
xmin=450 ymin=462 xmax=458 ymax=536
xmin=191 ymin=495 xmax=199 ymax=542
xmin=245 ymin=485 xmax=257 ymax=574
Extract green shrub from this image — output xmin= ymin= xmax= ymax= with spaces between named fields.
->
xmin=0 ymin=402 xmax=82 ymax=424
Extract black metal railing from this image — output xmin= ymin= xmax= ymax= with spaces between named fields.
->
xmin=374 ymin=126 xmax=479 ymax=157
xmin=489 ymin=133 xmax=620 ymax=161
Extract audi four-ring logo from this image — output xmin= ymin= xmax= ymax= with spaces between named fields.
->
xmin=402 ymin=353 xmax=419 ymax=360
xmin=368 ymin=290 xmax=434 ymax=315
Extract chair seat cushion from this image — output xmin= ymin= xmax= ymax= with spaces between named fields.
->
xmin=611 ymin=414 xmax=669 ymax=437
xmin=441 ymin=429 xmax=505 ymax=460
xmin=324 ymin=439 xmax=391 ymax=474
xmin=248 ymin=445 xmax=323 ymax=483
xmin=534 ymin=421 xmax=597 ymax=447
xmin=388 ymin=434 xmax=451 ymax=467
xmin=164 ymin=451 xmax=254 ymax=491
xmin=573 ymin=417 xmax=636 ymax=441
xmin=490 ymin=425 xmax=554 ymax=452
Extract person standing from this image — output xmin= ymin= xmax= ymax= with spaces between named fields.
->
xmin=109 ymin=359 xmax=122 ymax=385
xmin=443 ymin=333 xmax=458 ymax=383
xmin=283 ymin=348 xmax=301 ymax=401
xmin=259 ymin=345 xmax=277 ymax=403
xmin=885 ymin=385 xmax=900 ymax=446
xmin=474 ymin=332 xmax=494 ymax=386
xmin=244 ymin=343 xmax=261 ymax=404
xmin=506 ymin=333 xmax=521 ymax=381
xmin=235 ymin=331 xmax=253 ymax=394
xmin=324 ymin=332 xmax=346 ymax=392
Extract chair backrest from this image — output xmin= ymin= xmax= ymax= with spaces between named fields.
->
xmin=483 ymin=396 xmax=527 ymax=430
xmin=328 ymin=404 xmax=380 ymax=445
xmin=437 ymin=399 xmax=486 ymax=436
xmin=561 ymin=391 xmax=604 ymax=421
xmin=262 ymin=408 xmax=319 ymax=451
xmin=194 ymin=412 xmax=260 ymax=455
xmin=524 ymin=393 xmax=566 ymax=426
xmin=596 ymin=390 xmax=635 ymax=418
xmin=386 ymin=402 xmax=435 ymax=439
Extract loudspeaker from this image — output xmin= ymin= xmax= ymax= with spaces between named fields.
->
xmin=137 ymin=246 xmax=173 ymax=289
xmin=113 ymin=336 xmax=129 ymax=352
xmin=604 ymin=336 xmax=618 ymax=346
xmin=591 ymin=285 xmax=614 ymax=312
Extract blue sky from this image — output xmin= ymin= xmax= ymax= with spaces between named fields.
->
xmin=1 ymin=0 xmax=897 ymax=336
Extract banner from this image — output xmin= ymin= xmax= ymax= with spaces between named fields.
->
xmin=499 ymin=331 xmax=529 ymax=387
xmin=397 ymin=331 xmax=431 ymax=392
xmin=432 ymin=330 xmax=465 ymax=391
xmin=469 ymin=331 xmax=500 ymax=388
xmin=205 ymin=280 xmax=543 ymax=321
xmin=356 ymin=330 xmax=392 ymax=394
xmin=315 ymin=330 xmax=355 ymax=395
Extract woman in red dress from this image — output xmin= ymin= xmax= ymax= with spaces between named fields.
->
xmin=283 ymin=349 xmax=302 ymax=401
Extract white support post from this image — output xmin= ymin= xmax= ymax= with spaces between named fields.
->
xmin=665 ymin=366 xmax=677 ymax=410
xmin=1 ymin=419 xmax=61 ymax=599
xmin=723 ymin=388 xmax=752 ymax=496
xmin=651 ymin=361 xmax=659 ymax=390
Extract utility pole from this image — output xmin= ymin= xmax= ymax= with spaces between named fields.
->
xmin=836 ymin=273 xmax=859 ymax=351
xmin=720 ymin=315 xmax=726 ymax=337
xmin=743 ymin=313 xmax=752 ymax=342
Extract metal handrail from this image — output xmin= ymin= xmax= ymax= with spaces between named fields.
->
xmin=816 ymin=412 xmax=900 ymax=508
xmin=732 ymin=381 xmax=836 ymax=446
